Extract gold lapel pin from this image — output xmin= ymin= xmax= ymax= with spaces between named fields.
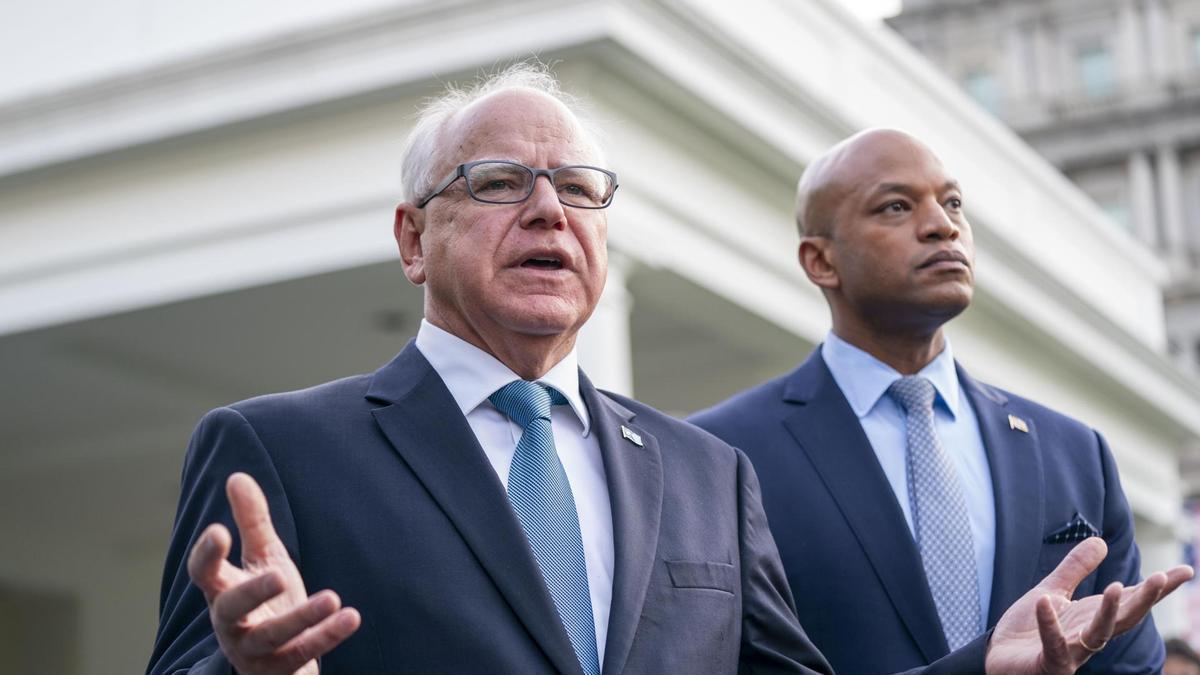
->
xmin=1008 ymin=414 xmax=1029 ymax=433
xmin=620 ymin=425 xmax=644 ymax=447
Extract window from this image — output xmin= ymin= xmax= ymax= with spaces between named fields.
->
xmin=1076 ymin=44 xmax=1115 ymax=98
xmin=963 ymin=70 xmax=1000 ymax=113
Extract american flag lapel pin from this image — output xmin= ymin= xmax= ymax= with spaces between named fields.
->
xmin=620 ymin=425 xmax=644 ymax=447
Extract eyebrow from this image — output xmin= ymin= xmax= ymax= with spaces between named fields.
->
xmin=866 ymin=180 xmax=962 ymax=200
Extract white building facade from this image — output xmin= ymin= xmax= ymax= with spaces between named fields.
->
xmin=1 ymin=1 xmax=1198 ymax=672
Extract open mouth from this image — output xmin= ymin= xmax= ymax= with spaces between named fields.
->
xmin=521 ymin=256 xmax=564 ymax=271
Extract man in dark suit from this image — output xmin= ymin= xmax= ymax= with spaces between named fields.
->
xmin=691 ymin=128 xmax=1178 ymax=674
xmin=148 ymin=69 xmax=1186 ymax=675
xmin=145 ymin=64 xmax=830 ymax=675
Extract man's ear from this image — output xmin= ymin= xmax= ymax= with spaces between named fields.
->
xmin=395 ymin=203 xmax=427 ymax=285
xmin=798 ymin=236 xmax=839 ymax=290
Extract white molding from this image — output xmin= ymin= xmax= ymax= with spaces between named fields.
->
xmin=0 ymin=0 xmax=611 ymax=177
xmin=0 ymin=197 xmax=394 ymax=335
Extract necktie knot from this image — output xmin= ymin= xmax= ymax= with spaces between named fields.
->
xmin=887 ymin=375 xmax=936 ymax=414
xmin=489 ymin=380 xmax=566 ymax=428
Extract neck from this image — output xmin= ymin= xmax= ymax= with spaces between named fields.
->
xmin=425 ymin=314 xmax=575 ymax=381
xmin=831 ymin=319 xmax=946 ymax=375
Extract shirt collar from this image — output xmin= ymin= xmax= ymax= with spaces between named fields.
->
xmin=414 ymin=319 xmax=591 ymax=435
xmin=820 ymin=330 xmax=961 ymax=420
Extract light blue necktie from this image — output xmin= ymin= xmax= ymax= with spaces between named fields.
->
xmin=490 ymin=380 xmax=601 ymax=675
xmin=888 ymin=376 xmax=982 ymax=651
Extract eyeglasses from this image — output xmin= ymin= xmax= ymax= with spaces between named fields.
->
xmin=416 ymin=160 xmax=618 ymax=209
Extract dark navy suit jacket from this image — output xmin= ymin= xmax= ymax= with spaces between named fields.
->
xmin=146 ymin=342 xmax=834 ymax=674
xmin=690 ymin=349 xmax=1163 ymax=675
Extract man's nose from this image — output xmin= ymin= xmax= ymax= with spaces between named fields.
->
xmin=919 ymin=202 xmax=960 ymax=240
xmin=522 ymin=175 xmax=567 ymax=229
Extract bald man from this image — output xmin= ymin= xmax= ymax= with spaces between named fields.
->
xmin=691 ymin=129 xmax=1171 ymax=674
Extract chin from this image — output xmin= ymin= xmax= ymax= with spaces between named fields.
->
xmin=929 ymin=292 xmax=972 ymax=320
xmin=497 ymin=302 xmax=591 ymax=339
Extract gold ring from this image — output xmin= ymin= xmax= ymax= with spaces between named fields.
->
xmin=1078 ymin=633 xmax=1107 ymax=654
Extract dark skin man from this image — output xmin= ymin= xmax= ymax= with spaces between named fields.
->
xmin=693 ymin=128 xmax=1192 ymax=674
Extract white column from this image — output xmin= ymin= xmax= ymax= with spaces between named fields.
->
xmin=1031 ymin=18 xmax=1058 ymax=97
xmin=1118 ymin=0 xmax=1145 ymax=84
xmin=1003 ymin=24 xmax=1030 ymax=101
xmin=1143 ymin=0 xmax=1171 ymax=80
xmin=576 ymin=251 xmax=634 ymax=397
xmin=1128 ymin=150 xmax=1159 ymax=247
xmin=1156 ymin=145 xmax=1190 ymax=274
xmin=1139 ymin=521 xmax=1187 ymax=636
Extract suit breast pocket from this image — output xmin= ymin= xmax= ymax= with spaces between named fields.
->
xmin=665 ymin=560 xmax=737 ymax=594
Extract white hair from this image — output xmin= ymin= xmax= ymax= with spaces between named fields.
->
xmin=399 ymin=61 xmax=605 ymax=203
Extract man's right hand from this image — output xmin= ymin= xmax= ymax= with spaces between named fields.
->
xmin=187 ymin=472 xmax=361 ymax=675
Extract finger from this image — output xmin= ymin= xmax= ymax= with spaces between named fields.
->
xmin=273 ymin=608 xmax=362 ymax=672
xmin=1036 ymin=595 xmax=1072 ymax=670
xmin=211 ymin=570 xmax=287 ymax=629
xmin=187 ymin=524 xmax=238 ymax=601
xmin=1038 ymin=537 xmax=1107 ymax=597
xmin=227 ymin=473 xmax=287 ymax=562
xmin=1160 ymin=565 xmax=1195 ymax=597
xmin=242 ymin=590 xmax=342 ymax=657
xmin=1114 ymin=572 xmax=1167 ymax=633
xmin=1079 ymin=582 xmax=1121 ymax=655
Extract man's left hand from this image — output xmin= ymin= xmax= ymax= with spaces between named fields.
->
xmin=985 ymin=537 xmax=1192 ymax=674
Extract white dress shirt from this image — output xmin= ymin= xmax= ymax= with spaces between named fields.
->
xmin=414 ymin=319 xmax=614 ymax=661
xmin=821 ymin=331 xmax=996 ymax=622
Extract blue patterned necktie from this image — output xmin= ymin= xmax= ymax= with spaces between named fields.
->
xmin=490 ymin=380 xmax=601 ymax=675
xmin=887 ymin=376 xmax=982 ymax=651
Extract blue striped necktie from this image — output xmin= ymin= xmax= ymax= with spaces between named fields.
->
xmin=490 ymin=380 xmax=601 ymax=675
xmin=887 ymin=375 xmax=982 ymax=651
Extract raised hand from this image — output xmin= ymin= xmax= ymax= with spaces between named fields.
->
xmin=985 ymin=537 xmax=1193 ymax=674
xmin=187 ymin=472 xmax=361 ymax=675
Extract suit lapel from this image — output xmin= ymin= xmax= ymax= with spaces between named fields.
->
xmin=365 ymin=343 xmax=584 ymax=675
xmin=579 ymin=374 xmax=663 ymax=675
xmin=781 ymin=350 xmax=949 ymax=662
xmin=958 ymin=366 xmax=1044 ymax=627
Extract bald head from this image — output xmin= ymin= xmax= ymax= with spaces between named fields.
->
xmin=793 ymin=127 xmax=974 ymax=357
xmin=795 ymin=129 xmax=948 ymax=238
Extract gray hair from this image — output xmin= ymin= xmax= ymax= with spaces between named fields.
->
xmin=399 ymin=62 xmax=605 ymax=203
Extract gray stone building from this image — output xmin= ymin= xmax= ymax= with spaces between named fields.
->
xmin=889 ymin=0 xmax=1200 ymax=376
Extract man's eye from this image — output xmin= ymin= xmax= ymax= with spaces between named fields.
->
xmin=946 ymin=197 xmax=963 ymax=210
xmin=479 ymin=179 xmax=513 ymax=192
xmin=881 ymin=201 xmax=908 ymax=213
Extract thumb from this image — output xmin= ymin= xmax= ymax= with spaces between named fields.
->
xmin=1038 ymin=537 xmax=1107 ymax=597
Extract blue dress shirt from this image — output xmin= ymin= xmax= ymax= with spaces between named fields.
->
xmin=821 ymin=331 xmax=995 ymax=622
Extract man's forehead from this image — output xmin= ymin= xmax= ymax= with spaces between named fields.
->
xmin=443 ymin=89 xmax=596 ymax=162
xmin=825 ymin=133 xmax=955 ymax=195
